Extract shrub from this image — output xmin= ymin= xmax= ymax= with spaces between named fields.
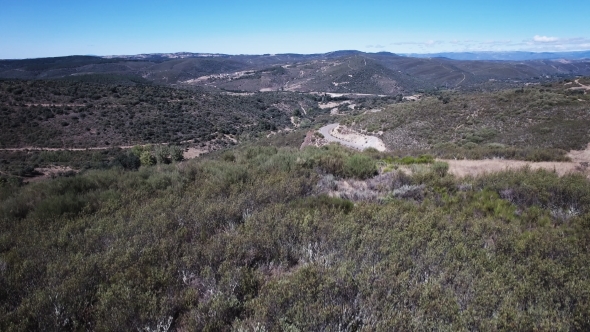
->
xmin=168 ymin=145 xmax=184 ymax=162
xmin=112 ymin=152 xmax=141 ymax=170
xmin=140 ymin=151 xmax=156 ymax=166
xmin=431 ymin=161 xmax=449 ymax=177
xmin=131 ymin=145 xmax=149 ymax=157
xmin=294 ymin=195 xmax=354 ymax=214
xmin=154 ymin=145 xmax=169 ymax=164
xmin=221 ymin=151 xmax=236 ymax=162
xmin=389 ymin=184 xmax=426 ymax=200
xmin=343 ymin=154 xmax=377 ymax=179
xmin=398 ymin=155 xmax=434 ymax=165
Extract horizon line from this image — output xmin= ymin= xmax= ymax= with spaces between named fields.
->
xmin=2 ymin=49 xmax=590 ymax=61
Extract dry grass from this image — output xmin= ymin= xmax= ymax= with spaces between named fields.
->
xmin=443 ymin=143 xmax=590 ymax=178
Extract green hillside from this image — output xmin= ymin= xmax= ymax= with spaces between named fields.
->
xmin=0 ymin=79 xmax=323 ymax=149
xmin=348 ymin=81 xmax=590 ymax=158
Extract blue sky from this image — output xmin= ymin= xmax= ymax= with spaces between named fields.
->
xmin=1 ymin=0 xmax=589 ymax=59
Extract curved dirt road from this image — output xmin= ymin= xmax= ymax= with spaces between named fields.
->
xmin=319 ymin=123 xmax=386 ymax=151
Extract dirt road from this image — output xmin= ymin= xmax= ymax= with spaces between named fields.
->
xmin=319 ymin=124 xmax=386 ymax=151
xmin=569 ymin=79 xmax=590 ymax=92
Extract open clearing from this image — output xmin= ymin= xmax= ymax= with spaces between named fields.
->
xmin=27 ymin=166 xmax=77 ymax=182
xmin=442 ymin=143 xmax=590 ymax=178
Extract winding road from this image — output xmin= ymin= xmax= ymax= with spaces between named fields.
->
xmin=319 ymin=123 xmax=386 ymax=151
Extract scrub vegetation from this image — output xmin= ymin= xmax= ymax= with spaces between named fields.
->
xmin=350 ymin=81 xmax=590 ymax=157
xmin=1 ymin=145 xmax=590 ymax=331
xmin=0 ymin=79 xmax=324 ymax=149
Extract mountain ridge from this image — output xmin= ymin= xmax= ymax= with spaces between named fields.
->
xmin=2 ymin=51 xmax=590 ymax=94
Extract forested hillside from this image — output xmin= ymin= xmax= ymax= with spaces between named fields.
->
xmin=0 ymin=79 xmax=323 ymax=149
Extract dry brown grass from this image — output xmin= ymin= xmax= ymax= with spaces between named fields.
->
xmin=443 ymin=143 xmax=590 ymax=178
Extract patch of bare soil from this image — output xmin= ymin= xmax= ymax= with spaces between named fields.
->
xmin=27 ymin=166 xmax=77 ymax=182
xmin=568 ymin=143 xmax=590 ymax=163
xmin=403 ymin=94 xmax=422 ymax=101
xmin=183 ymin=147 xmax=209 ymax=159
xmin=300 ymin=131 xmax=329 ymax=149
xmin=443 ymin=143 xmax=590 ymax=178
xmin=318 ymin=101 xmax=351 ymax=109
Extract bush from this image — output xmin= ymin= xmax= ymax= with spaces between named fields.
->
xmin=112 ymin=152 xmax=141 ymax=170
xmin=343 ymin=154 xmax=377 ymax=179
xmin=432 ymin=161 xmax=449 ymax=177
xmin=168 ymin=145 xmax=184 ymax=162
xmin=398 ymin=155 xmax=434 ymax=165
xmin=294 ymin=195 xmax=354 ymax=214
xmin=140 ymin=151 xmax=156 ymax=166
xmin=154 ymin=145 xmax=169 ymax=164
xmin=221 ymin=151 xmax=236 ymax=162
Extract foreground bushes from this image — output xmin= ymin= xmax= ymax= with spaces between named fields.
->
xmin=1 ymin=145 xmax=590 ymax=331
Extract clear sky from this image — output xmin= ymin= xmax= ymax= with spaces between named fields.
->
xmin=1 ymin=0 xmax=589 ymax=59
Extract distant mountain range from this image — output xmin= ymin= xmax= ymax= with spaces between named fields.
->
xmin=99 ymin=50 xmax=590 ymax=62
xmin=402 ymin=51 xmax=590 ymax=61
xmin=2 ymin=51 xmax=590 ymax=94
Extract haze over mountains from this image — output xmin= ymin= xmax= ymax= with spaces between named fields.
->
xmin=2 ymin=51 xmax=590 ymax=95
xmin=403 ymin=51 xmax=590 ymax=61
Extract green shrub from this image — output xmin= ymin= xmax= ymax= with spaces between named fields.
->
xmin=221 ymin=151 xmax=236 ymax=162
xmin=112 ymin=152 xmax=141 ymax=170
xmin=343 ymin=154 xmax=377 ymax=179
xmin=399 ymin=155 xmax=434 ymax=165
xmin=31 ymin=192 xmax=88 ymax=219
xmin=431 ymin=161 xmax=449 ymax=177
xmin=168 ymin=145 xmax=184 ymax=162
xmin=294 ymin=195 xmax=354 ymax=214
xmin=154 ymin=145 xmax=169 ymax=164
xmin=131 ymin=145 xmax=149 ymax=157
xmin=140 ymin=150 xmax=156 ymax=166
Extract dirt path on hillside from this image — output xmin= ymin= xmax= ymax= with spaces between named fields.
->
xmin=568 ymin=79 xmax=590 ymax=92
xmin=0 ymin=143 xmax=210 ymax=160
xmin=0 ymin=146 xmax=136 ymax=152
xmin=442 ymin=143 xmax=590 ymax=178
